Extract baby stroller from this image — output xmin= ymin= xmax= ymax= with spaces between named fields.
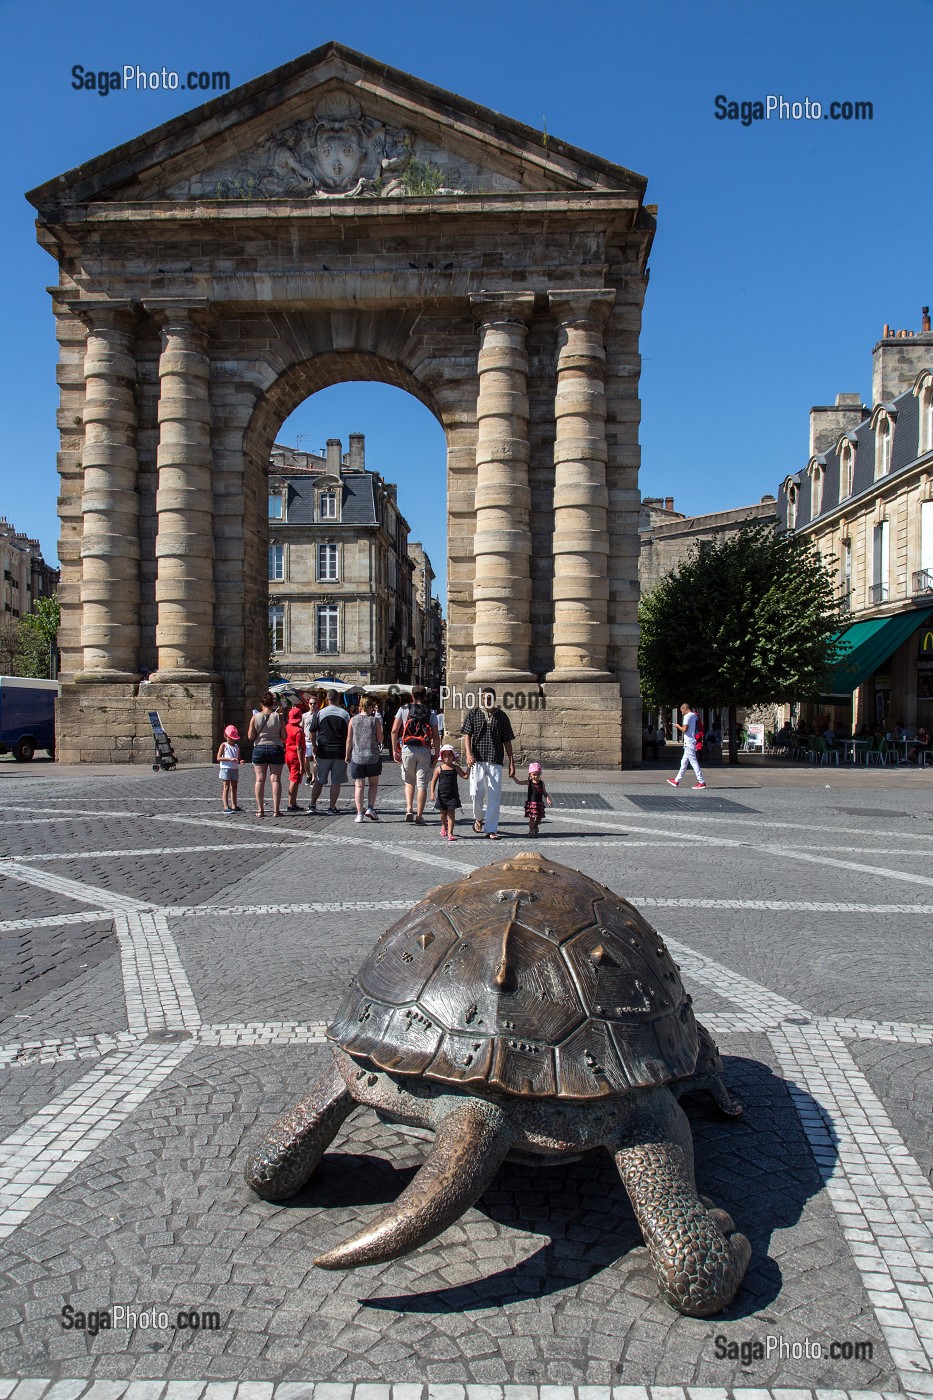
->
xmin=147 ymin=710 xmax=178 ymax=771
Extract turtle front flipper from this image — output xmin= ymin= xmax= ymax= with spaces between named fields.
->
xmin=245 ymin=1054 xmax=356 ymax=1201
xmin=315 ymin=1095 xmax=515 ymax=1270
xmin=610 ymin=1090 xmax=750 ymax=1317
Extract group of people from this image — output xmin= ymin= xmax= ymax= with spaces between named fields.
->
xmin=215 ymin=684 xmax=553 ymax=838
xmin=776 ymin=717 xmax=931 ymax=763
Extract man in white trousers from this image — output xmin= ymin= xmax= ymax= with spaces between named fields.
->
xmin=667 ymin=702 xmax=707 ymax=790
xmin=461 ymin=688 xmax=515 ymax=840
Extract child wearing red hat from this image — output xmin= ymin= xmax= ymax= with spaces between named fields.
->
xmin=216 ymin=724 xmax=244 ymax=813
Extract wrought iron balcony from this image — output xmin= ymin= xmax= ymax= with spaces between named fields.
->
xmin=316 ymin=641 xmax=339 ymax=654
xmin=913 ymin=569 xmax=933 ymax=595
xmin=869 ymin=583 xmax=890 ymax=605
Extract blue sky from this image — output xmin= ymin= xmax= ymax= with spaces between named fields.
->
xmin=2 ymin=0 xmax=929 ymax=605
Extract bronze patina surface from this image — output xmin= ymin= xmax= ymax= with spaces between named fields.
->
xmin=245 ymin=853 xmax=750 ymax=1317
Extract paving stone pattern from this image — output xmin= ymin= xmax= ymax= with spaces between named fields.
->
xmin=0 ymin=765 xmax=931 ymax=1398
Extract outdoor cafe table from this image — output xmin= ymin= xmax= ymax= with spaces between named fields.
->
xmin=839 ymin=738 xmax=871 ymax=763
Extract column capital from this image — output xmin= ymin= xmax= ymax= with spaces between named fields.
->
xmin=547 ymin=288 xmax=616 ymax=326
xmin=144 ymin=299 xmax=212 ymax=336
xmin=469 ymin=291 xmax=536 ymax=327
xmin=73 ymin=300 xmax=139 ymax=336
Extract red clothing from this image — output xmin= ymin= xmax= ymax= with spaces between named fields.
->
xmin=285 ymin=719 xmax=305 ymax=758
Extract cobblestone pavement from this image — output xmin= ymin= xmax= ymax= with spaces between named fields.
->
xmin=0 ymin=762 xmax=931 ymax=1400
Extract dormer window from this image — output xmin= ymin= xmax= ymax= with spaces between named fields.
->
xmin=319 ymin=491 xmax=337 ymax=520
xmin=809 ymin=459 xmax=825 ymax=518
xmin=838 ymin=438 xmax=855 ymax=500
xmin=786 ymin=483 xmax=798 ymax=529
xmin=872 ymin=408 xmax=895 ymax=480
xmin=915 ymin=371 xmax=933 ymax=455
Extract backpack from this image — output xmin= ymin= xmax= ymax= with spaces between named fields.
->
xmin=401 ymin=703 xmax=433 ymax=748
xmin=694 ymin=718 xmax=705 ymax=753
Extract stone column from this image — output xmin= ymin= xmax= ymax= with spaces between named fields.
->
xmin=75 ymin=303 xmax=141 ymax=681
xmin=546 ymin=289 xmax=616 ymax=679
xmin=467 ymin=291 xmax=536 ymax=683
xmin=147 ymin=303 xmax=218 ymax=680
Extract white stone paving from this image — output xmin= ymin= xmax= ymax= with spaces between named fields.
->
xmin=113 ymin=911 xmax=200 ymax=1035
xmin=0 ymin=1384 xmax=916 ymax=1400
xmin=0 ymin=1041 xmax=193 ymax=1239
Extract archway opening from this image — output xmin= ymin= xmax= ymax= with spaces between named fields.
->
xmin=257 ymin=379 xmax=448 ymax=705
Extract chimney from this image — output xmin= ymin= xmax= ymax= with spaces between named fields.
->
xmin=664 ymin=496 xmax=674 ymax=512
xmin=872 ymin=307 xmax=933 ymax=405
xmin=326 ymin=438 xmax=342 ymax=473
xmin=808 ymin=393 xmax=867 ymax=455
xmin=348 ymin=432 xmax=365 ymax=471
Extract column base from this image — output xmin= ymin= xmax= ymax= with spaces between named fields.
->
xmin=74 ymin=670 xmax=141 ymax=684
xmin=544 ymin=668 xmax=615 ymax=683
xmin=465 ymin=669 xmax=537 ymax=684
xmin=149 ymin=669 xmax=223 ymax=684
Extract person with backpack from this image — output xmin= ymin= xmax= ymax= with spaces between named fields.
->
xmin=391 ymin=684 xmax=440 ymax=825
xmin=667 ymin=702 xmax=707 ymax=790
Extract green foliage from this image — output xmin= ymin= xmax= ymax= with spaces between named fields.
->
xmin=638 ymin=523 xmax=845 ymax=708
xmin=400 ymin=158 xmax=446 ymax=195
xmin=15 ymin=594 xmax=60 ymax=679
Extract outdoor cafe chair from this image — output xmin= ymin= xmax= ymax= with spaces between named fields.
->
xmin=866 ymin=737 xmax=890 ymax=766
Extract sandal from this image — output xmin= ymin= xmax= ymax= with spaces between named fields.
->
xmin=487 ymin=832 xmax=502 ymax=840
xmin=473 ymin=820 xmax=484 ymax=834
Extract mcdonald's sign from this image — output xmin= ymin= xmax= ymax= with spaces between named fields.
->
xmin=917 ymin=627 xmax=933 ymax=671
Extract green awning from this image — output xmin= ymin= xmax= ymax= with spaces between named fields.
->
xmin=823 ymin=609 xmax=933 ymax=695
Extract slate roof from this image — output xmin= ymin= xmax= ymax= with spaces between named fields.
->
xmin=779 ymin=378 xmax=928 ymax=531
xmin=268 ymin=467 xmax=378 ymax=528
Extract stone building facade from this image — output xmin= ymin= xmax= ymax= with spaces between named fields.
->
xmin=639 ymin=496 xmax=778 ymax=594
xmin=777 ymin=310 xmax=933 ymax=731
xmin=0 ymin=518 xmax=58 ymax=623
xmin=267 ymin=434 xmax=440 ymax=690
xmin=407 ymin=541 xmax=444 ymax=692
xmin=30 ymin=42 xmax=655 ymax=765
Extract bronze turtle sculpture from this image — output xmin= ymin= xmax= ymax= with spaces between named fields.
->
xmin=245 ymin=853 xmax=751 ymax=1316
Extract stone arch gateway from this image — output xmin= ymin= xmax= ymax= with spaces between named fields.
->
xmin=28 ymin=42 xmax=655 ymax=766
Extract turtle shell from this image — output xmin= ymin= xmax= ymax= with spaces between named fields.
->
xmin=327 ymin=852 xmax=699 ymax=1100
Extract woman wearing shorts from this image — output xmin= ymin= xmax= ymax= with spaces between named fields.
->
xmin=346 ymin=696 xmax=383 ymax=823
xmin=248 ymin=692 xmax=286 ymax=818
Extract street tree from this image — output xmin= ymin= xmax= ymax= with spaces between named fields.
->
xmin=15 ymin=594 xmax=60 ymax=679
xmin=638 ymin=522 xmax=845 ymax=763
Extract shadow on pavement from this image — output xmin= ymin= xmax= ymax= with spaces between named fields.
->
xmin=276 ymin=1055 xmax=837 ymax=1320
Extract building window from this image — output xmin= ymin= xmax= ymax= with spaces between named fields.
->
xmin=318 ymin=543 xmax=339 ymax=581
xmin=917 ymin=379 xmax=933 ymax=455
xmin=872 ymin=519 xmax=890 ymax=604
xmin=268 ymin=490 xmax=284 ymax=520
xmin=917 ymin=499 xmax=933 ymax=593
xmin=839 ymin=441 xmax=854 ymax=500
xmin=842 ymin=539 xmax=852 ymax=605
xmin=269 ymin=603 xmax=285 ymax=651
xmin=317 ymin=604 xmax=339 ymax=654
xmin=786 ymin=484 xmax=798 ymax=529
xmin=875 ymin=418 xmax=893 ymax=479
xmin=810 ymin=463 xmax=824 ymax=518
xmin=268 ymin=543 xmax=284 ymax=581
xmin=319 ymin=491 xmax=337 ymax=520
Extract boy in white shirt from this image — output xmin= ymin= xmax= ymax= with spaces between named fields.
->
xmin=667 ymin=703 xmax=707 ymax=790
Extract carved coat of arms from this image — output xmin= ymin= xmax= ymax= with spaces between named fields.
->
xmin=253 ymin=91 xmax=412 ymax=197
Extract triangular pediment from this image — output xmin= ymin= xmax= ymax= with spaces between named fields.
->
xmin=27 ymin=42 xmax=646 ymax=208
